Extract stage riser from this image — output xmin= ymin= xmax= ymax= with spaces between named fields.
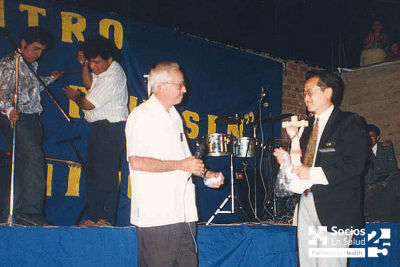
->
xmin=0 ymin=223 xmax=397 ymax=267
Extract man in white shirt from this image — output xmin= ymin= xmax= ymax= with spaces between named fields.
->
xmin=64 ymin=35 xmax=128 ymax=227
xmin=125 ymin=62 xmax=224 ymax=267
xmin=274 ymin=70 xmax=368 ymax=267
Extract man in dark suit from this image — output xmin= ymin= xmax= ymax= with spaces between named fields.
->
xmin=364 ymin=124 xmax=399 ymax=221
xmin=274 ymin=70 xmax=368 ymax=267
xmin=365 ymin=124 xmax=398 ymax=186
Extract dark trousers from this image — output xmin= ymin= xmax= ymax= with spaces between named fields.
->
xmin=0 ymin=113 xmax=46 ymax=215
xmin=85 ymin=120 xmax=125 ymax=224
xmin=137 ymin=222 xmax=198 ymax=267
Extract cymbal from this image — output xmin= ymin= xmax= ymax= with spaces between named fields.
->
xmin=215 ymin=117 xmax=241 ymax=125
xmin=260 ymin=113 xmax=293 ymax=124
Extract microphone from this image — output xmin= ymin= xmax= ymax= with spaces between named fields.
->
xmin=260 ymin=86 xmax=269 ymax=108
xmin=260 ymin=85 xmax=266 ymax=99
xmin=263 ymin=91 xmax=269 ymax=108
xmin=195 ymin=137 xmax=207 ymax=159
xmin=195 ymin=145 xmax=201 ymax=159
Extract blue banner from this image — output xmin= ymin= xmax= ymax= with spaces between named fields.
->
xmin=0 ymin=0 xmax=283 ymax=225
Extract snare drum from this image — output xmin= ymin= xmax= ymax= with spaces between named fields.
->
xmin=234 ymin=137 xmax=260 ymax=157
xmin=203 ymin=134 xmax=232 ymax=156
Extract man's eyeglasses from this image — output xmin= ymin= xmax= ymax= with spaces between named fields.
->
xmin=302 ymin=87 xmax=324 ymax=98
xmin=164 ymin=81 xmax=186 ymax=89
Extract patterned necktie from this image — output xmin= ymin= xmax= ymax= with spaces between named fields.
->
xmin=304 ymin=118 xmax=319 ymax=167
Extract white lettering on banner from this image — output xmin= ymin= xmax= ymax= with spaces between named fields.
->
xmin=309 ymin=248 xmax=365 ymax=258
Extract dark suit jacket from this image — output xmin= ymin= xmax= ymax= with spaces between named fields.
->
xmin=300 ymin=107 xmax=368 ymax=231
xmin=365 ymin=142 xmax=399 ymax=185
xmin=373 ymin=143 xmax=398 ymax=177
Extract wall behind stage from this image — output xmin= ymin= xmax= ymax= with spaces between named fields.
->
xmin=0 ymin=0 xmax=283 ymax=225
xmin=341 ymin=61 xmax=400 ymax=163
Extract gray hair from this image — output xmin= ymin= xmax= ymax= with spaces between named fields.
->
xmin=149 ymin=62 xmax=180 ymax=94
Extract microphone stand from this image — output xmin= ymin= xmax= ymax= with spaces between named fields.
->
xmin=56 ymin=136 xmax=85 ymax=169
xmin=206 ymin=132 xmax=237 ymax=225
xmin=7 ymin=54 xmax=21 ymax=225
xmin=251 ymin=87 xmax=267 ymax=221
xmin=269 ymin=118 xmax=277 ymax=219
xmin=55 ymin=136 xmax=87 ymax=225
xmin=253 ymin=101 xmax=261 ymax=221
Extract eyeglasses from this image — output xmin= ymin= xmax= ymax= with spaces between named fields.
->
xmin=302 ymin=87 xmax=325 ymax=98
xmin=164 ymin=81 xmax=186 ymax=89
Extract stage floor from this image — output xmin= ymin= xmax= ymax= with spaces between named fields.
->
xmin=0 ymin=222 xmax=398 ymax=267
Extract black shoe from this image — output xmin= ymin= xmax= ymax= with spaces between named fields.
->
xmin=14 ymin=213 xmax=53 ymax=226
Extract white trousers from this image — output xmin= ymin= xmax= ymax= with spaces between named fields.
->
xmin=297 ymin=192 xmax=352 ymax=267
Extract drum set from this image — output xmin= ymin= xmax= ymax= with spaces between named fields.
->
xmin=198 ymin=114 xmax=296 ymax=225
xmin=197 ymin=121 xmax=260 ymax=225
xmin=199 ymin=133 xmax=260 ymax=158
xmin=196 ymin=116 xmax=261 ymax=224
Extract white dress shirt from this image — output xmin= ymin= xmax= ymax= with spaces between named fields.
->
xmin=125 ymin=95 xmax=198 ymax=227
xmin=308 ymin=104 xmax=334 ymax=185
xmin=289 ymin=106 xmax=333 ymax=193
xmin=372 ymin=143 xmax=378 ymax=156
xmin=85 ymin=61 xmax=128 ymax=123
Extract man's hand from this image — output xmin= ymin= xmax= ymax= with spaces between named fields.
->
xmin=204 ymin=171 xmax=225 ymax=188
xmin=9 ymin=109 xmax=21 ymax=128
xmin=51 ymin=71 xmax=63 ymax=80
xmin=181 ymin=156 xmax=205 ymax=177
xmin=77 ymin=51 xmax=85 ymax=65
xmin=63 ymin=86 xmax=82 ymax=102
xmin=292 ymin=164 xmax=311 ymax=180
xmin=383 ymin=140 xmax=393 ymax=146
xmin=77 ymin=51 xmax=89 ymax=67
xmin=63 ymin=86 xmax=95 ymax=110
xmin=273 ymin=147 xmax=290 ymax=165
xmin=77 ymin=50 xmax=92 ymax=90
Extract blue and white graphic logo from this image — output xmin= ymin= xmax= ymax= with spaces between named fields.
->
xmin=308 ymin=227 xmax=391 ymax=258
xmin=309 ymin=226 xmax=328 ymax=245
xmin=367 ymin=229 xmax=391 ymax=257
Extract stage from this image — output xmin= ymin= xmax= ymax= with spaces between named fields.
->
xmin=0 ymin=222 xmax=398 ymax=267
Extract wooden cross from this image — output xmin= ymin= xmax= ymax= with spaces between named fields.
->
xmin=282 ymin=116 xmax=308 ymax=166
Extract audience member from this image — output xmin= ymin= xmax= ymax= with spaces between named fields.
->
xmin=364 ymin=124 xmax=400 ymax=222
xmin=385 ymin=42 xmax=400 ymax=62
xmin=364 ymin=124 xmax=398 ymax=187
xmin=360 ymin=20 xmax=389 ymax=66
xmin=363 ymin=20 xmax=389 ymax=51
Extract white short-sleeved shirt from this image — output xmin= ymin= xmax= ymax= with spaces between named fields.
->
xmin=125 ymin=95 xmax=198 ymax=227
xmin=85 ymin=61 xmax=128 ymax=123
